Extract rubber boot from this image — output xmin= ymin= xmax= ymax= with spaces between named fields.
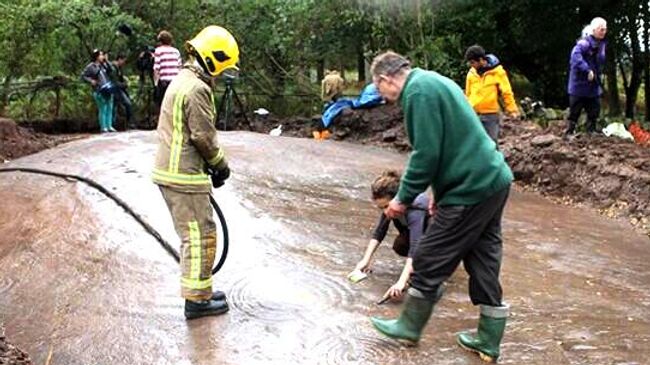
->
xmin=563 ymin=120 xmax=577 ymax=139
xmin=184 ymin=298 xmax=229 ymax=320
xmin=370 ymin=287 xmax=440 ymax=346
xmin=457 ymin=304 xmax=509 ymax=363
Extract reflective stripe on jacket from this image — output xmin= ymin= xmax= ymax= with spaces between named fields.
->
xmin=152 ymin=64 xmax=227 ymax=192
xmin=465 ymin=64 xmax=517 ymax=115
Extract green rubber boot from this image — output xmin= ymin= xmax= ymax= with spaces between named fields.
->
xmin=370 ymin=287 xmax=440 ymax=346
xmin=457 ymin=304 xmax=509 ymax=363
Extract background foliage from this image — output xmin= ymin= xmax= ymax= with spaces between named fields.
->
xmin=0 ymin=0 xmax=649 ymax=122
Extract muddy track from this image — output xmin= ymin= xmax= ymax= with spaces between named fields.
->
xmin=231 ymin=106 xmax=650 ymax=236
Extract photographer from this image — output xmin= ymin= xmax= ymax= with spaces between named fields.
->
xmin=108 ymin=54 xmax=134 ymax=129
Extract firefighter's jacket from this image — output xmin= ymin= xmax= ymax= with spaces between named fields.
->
xmin=152 ymin=64 xmax=227 ymax=193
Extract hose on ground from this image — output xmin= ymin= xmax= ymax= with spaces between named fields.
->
xmin=0 ymin=167 xmax=229 ymax=275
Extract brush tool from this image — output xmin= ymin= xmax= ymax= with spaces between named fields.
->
xmin=347 ymin=269 xmax=368 ymax=283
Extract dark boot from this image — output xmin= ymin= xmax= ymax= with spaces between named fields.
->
xmin=212 ymin=290 xmax=226 ymax=301
xmin=457 ymin=304 xmax=509 ymax=363
xmin=563 ymin=119 xmax=577 ymax=138
xmin=370 ymin=287 xmax=440 ymax=346
xmin=184 ymin=298 xmax=229 ymax=320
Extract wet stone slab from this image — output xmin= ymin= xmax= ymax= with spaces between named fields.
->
xmin=0 ymin=131 xmax=648 ymax=364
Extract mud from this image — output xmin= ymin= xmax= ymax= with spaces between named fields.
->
xmin=500 ymin=120 xmax=650 ymax=236
xmin=0 ymin=131 xmax=648 ymax=364
xmin=0 ymin=118 xmax=85 ymax=162
xmin=0 ymin=325 xmax=32 ymax=365
xmin=233 ymin=104 xmax=408 ymax=150
xmin=234 ymin=107 xmax=650 ymax=236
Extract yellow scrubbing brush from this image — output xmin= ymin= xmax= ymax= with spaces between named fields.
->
xmin=347 ymin=269 xmax=368 ymax=283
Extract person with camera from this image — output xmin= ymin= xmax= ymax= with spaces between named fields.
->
xmin=352 ymin=170 xmax=430 ymax=301
xmin=153 ymin=30 xmax=182 ymax=107
xmin=108 ymin=54 xmax=135 ymax=129
xmin=152 ymin=25 xmax=239 ymax=320
xmin=81 ymin=49 xmax=116 ymax=133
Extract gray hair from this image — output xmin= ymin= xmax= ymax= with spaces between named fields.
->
xmin=370 ymin=51 xmax=411 ymax=78
xmin=582 ymin=17 xmax=607 ymax=37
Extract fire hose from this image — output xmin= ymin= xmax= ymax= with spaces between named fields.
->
xmin=0 ymin=167 xmax=229 ymax=275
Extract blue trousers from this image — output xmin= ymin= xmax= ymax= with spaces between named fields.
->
xmin=93 ymin=91 xmax=114 ymax=132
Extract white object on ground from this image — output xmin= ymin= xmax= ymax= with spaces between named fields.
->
xmin=602 ymin=122 xmax=634 ymax=140
xmin=269 ymin=124 xmax=283 ymax=137
xmin=254 ymin=108 xmax=270 ymax=116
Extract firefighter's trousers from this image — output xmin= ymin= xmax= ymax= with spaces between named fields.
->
xmin=159 ymin=186 xmax=216 ymax=301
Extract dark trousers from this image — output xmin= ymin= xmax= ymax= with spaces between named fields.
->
xmin=411 ymin=187 xmax=510 ymax=306
xmin=154 ymin=80 xmax=171 ymax=108
xmin=479 ymin=113 xmax=500 ymax=142
xmin=566 ymin=95 xmax=600 ymax=135
xmin=113 ymin=89 xmax=133 ymax=126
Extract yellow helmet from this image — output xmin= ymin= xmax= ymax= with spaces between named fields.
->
xmin=186 ymin=25 xmax=239 ymax=77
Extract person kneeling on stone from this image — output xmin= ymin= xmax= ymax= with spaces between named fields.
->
xmin=352 ymin=170 xmax=430 ymax=301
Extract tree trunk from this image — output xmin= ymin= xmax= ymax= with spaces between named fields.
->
xmin=623 ymin=10 xmax=643 ymax=119
xmin=624 ymin=83 xmax=640 ymax=118
xmin=317 ymin=59 xmax=325 ymax=82
xmin=357 ymin=46 xmax=366 ymax=83
xmin=641 ymin=1 xmax=650 ymax=121
xmin=0 ymin=76 xmax=12 ymax=116
xmin=644 ymin=67 xmax=650 ymax=121
xmin=606 ymin=50 xmax=621 ymax=116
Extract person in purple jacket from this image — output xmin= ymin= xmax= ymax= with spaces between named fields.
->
xmin=566 ymin=17 xmax=607 ymax=137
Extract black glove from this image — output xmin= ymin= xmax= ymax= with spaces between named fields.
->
xmin=209 ymin=165 xmax=230 ymax=189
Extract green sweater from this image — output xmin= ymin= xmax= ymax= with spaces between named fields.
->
xmin=396 ymin=68 xmax=513 ymax=206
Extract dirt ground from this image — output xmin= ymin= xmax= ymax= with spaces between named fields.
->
xmin=2 ymin=131 xmax=648 ymax=364
xmin=0 ymin=325 xmax=32 ymax=365
xmin=3 ymin=106 xmax=650 ymax=238
xmin=236 ymin=105 xmax=650 ymax=236
xmin=0 ymin=118 xmax=86 ymax=162
xmin=500 ymin=120 xmax=650 ymax=236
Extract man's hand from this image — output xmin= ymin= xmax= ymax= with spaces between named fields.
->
xmin=428 ymin=199 xmax=437 ymax=217
xmin=588 ymin=70 xmax=595 ymax=82
xmin=209 ymin=165 xmax=230 ymax=188
xmin=507 ymin=111 xmax=520 ymax=120
xmin=384 ymin=198 xmax=406 ymax=219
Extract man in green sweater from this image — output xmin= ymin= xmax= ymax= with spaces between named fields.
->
xmin=369 ymin=51 xmax=513 ymax=363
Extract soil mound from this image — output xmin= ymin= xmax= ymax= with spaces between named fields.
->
xmin=236 ymin=107 xmax=649 ymax=235
xmin=231 ymin=104 xmax=408 ymax=150
xmin=501 ymin=120 xmax=650 ymax=235
xmin=0 ymin=325 xmax=32 ymax=365
xmin=0 ymin=118 xmax=82 ymax=162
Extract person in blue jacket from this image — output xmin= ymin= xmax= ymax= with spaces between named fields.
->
xmin=566 ymin=17 xmax=607 ymax=137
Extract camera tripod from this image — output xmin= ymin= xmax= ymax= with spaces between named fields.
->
xmin=216 ymin=77 xmax=249 ymax=131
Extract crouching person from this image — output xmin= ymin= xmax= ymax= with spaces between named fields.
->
xmin=353 ymin=170 xmax=430 ymax=300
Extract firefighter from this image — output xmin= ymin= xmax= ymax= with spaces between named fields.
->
xmin=152 ymin=25 xmax=239 ymax=320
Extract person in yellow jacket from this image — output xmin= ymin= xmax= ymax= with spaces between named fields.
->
xmin=152 ymin=25 xmax=239 ymax=320
xmin=464 ymin=45 xmax=519 ymax=141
